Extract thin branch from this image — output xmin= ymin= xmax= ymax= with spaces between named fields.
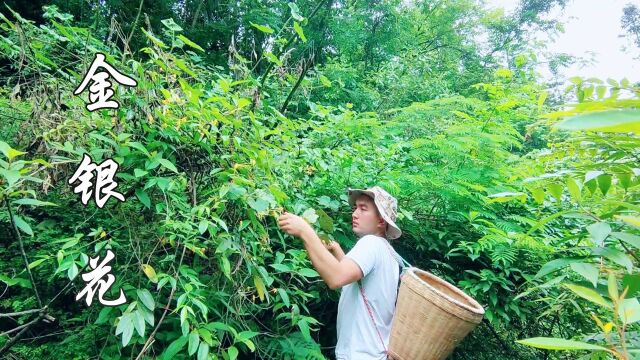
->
xmin=280 ymin=57 xmax=313 ymax=114
xmin=5 ymin=198 xmax=42 ymax=308
xmin=134 ymin=244 xmax=187 ymax=360
xmin=0 ymin=312 xmax=46 ymax=354
xmin=0 ymin=308 xmax=41 ymax=318
xmin=252 ymin=0 xmax=328 ymax=109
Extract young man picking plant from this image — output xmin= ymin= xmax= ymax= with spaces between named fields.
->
xmin=277 ymin=186 xmax=402 ymax=360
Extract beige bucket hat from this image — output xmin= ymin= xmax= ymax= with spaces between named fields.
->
xmin=347 ymin=185 xmax=402 ymax=240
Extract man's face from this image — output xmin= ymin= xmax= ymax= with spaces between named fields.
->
xmin=351 ymin=194 xmax=386 ymax=237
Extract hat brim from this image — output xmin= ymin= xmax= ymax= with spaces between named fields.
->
xmin=347 ymin=188 xmax=402 ymax=240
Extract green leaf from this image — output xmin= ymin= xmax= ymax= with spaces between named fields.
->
xmin=197 ymin=342 xmax=209 ymax=360
xmin=0 ymin=169 xmax=20 ymax=187
xmin=67 ymin=262 xmax=78 ymax=280
xmin=618 ymin=173 xmax=632 ymax=190
xmin=95 ymin=306 xmax=113 ymax=325
xmin=515 ymin=337 xmax=611 ymax=351
xmin=537 ymin=91 xmax=548 ymax=110
xmin=270 ymin=264 xmax=290 ymax=272
xmin=159 ymin=335 xmax=188 ymax=360
xmin=13 ymin=215 xmax=33 ymax=236
xmin=133 ymin=309 xmax=146 ymax=337
xmin=611 ymin=232 xmax=640 ymax=249
xmin=141 ymin=264 xmax=158 ymax=283
xmin=117 ymin=314 xmax=134 ymax=347
xmin=563 ymin=283 xmax=612 ymax=308
xmin=316 ymin=208 xmax=334 ymax=232
xmin=247 ymin=197 xmax=269 ymax=212
xmin=487 ymin=191 xmax=527 ymax=203
xmin=161 ymin=18 xmax=183 ymax=32
xmin=235 ymin=330 xmax=258 ymax=351
xmin=302 ymin=208 xmax=318 ymax=224
xmin=141 ymin=305 xmax=155 ymax=326
xmin=221 ymin=257 xmax=231 ymax=280
xmin=62 ymin=236 xmax=79 ymax=250
xmin=264 ymin=51 xmax=282 ymax=66
xmin=608 ymin=272 xmax=618 ymax=301
xmin=253 ymin=274 xmax=266 ymax=301
xmin=177 ymin=34 xmax=204 ymax=52
xmin=250 ymin=22 xmax=274 ymax=34
xmin=618 ymin=298 xmax=640 ymax=324
xmin=128 ymin=142 xmax=151 ymax=157
xmin=188 ymin=331 xmax=200 ymax=356
xmin=569 ymin=263 xmax=599 ymax=288
xmin=591 ymin=247 xmax=634 ymax=274
xmin=597 ymin=174 xmax=612 ymax=196
xmin=547 ymin=183 xmax=563 ymax=202
xmin=277 ymin=288 xmax=290 ymax=307
xmin=227 ymin=346 xmax=239 ymax=360
xmin=293 ymin=22 xmax=307 ymax=42
xmin=534 ymin=258 xmax=581 ymax=279
xmin=587 ymin=222 xmax=611 ymax=247
xmin=297 ymin=319 xmax=311 ymax=342
xmin=319 ymin=75 xmax=332 ymax=87
xmin=134 ymin=168 xmax=148 ymax=178
xmin=584 ymin=178 xmax=598 ymax=195
xmin=237 ymin=331 xmax=259 ymax=342
xmin=141 ymin=28 xmax=168 ymax=49
xmin=137 ymin=289 xmax=155 ymax=311
xmin=135 ymin=189 xmax=151 ymax=209
xmin=531 ymin=187 xmax=544 ymax=204
xmin=13 ymin=198 xmax=57 ymax=207
xmin=198 ymin=220 xmax=208 ymax=235
xmin=566 ymin=177 xmax=581 ymax=202
xmin=158 ymin=158 xmax=179 ymax=173
xmin=622 ymin=274 xmax=640 ymax=297
xmin=299 ymin=268 xmax=319 ymax=277
xmin=616 ymin=215 xmax=640 ymax=228
xmin=0 ymin=140 xmax=27 ymax=160
xmin=288 ymin=2 xmax=305 ymax=21
xmin=554 ymin=109 xmax=640 ymax=133
xmin=28 ymin=257 xmax=49 ymax=270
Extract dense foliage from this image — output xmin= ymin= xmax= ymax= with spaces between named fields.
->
xmin=0 ymin=1 xmax=638 ymax=359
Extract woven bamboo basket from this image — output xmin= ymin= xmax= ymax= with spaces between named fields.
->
xmin=387 ymin=267 xmax=485 ymax=360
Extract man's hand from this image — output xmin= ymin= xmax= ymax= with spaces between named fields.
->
xmin=277 ymin=212 xmax=314 ymax=238
xmin=324 ymin=240 xmax=345 ymax=260
xmin=324 ymin=240 xmax=341 ymax=252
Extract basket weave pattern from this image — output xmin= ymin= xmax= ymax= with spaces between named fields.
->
xmin=387 ymin=267 xmax=485 ymax=360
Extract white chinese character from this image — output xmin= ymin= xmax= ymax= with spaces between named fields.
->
xmin=68 ymin=153 xmax=125 ymax=208
xmin=74 ymin=52 xmax=137 ymax=112
xmin=75 ymin=249 xmax=127 ymax=307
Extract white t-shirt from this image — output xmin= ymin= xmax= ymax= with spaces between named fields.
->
xmin=335 ymin=234 xmax=400 ymax=360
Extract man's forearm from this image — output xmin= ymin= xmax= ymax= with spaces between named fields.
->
xmin=299 ymin=228 xmax=341 ymax=288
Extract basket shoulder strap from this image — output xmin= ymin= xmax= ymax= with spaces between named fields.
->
xmin=381 ymin=238 xmax=411 ymax=271
xmin=357 ymin=279 xmax=390 ymax=358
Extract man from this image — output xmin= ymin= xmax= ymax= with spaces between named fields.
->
xmin=277 ymin=186 xmax=402 ymax=360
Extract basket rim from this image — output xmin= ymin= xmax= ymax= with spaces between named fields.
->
xmin=405 ymin=267 xmax=485 ymax=315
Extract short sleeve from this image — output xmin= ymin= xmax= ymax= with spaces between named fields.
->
xmin=345 ymin=235 xmax=381 ymax=278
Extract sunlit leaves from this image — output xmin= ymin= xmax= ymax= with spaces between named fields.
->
xmin=555 ymin=109 xmax=640 ymax=133
xmin=563 ymin=283 xmax=612 ymax=308
xmin=0 ymin=140 xmax=26 ymax=160
xmin=161 ymin=18 xmax=183 ymax=32
xmin=516 ymin=337 xmax=612 ymax=352
xmin=250 ymin=22 xmax=274 ymax=34
xmin=587 ymin=222 xmax=611 ymax=247
xmin=570 ymin=263 xmax=599 ymax=288
xmin=293 ymin=22 xmax=307 ymax=42
xmin=141 ymin=264 xmax=159 ymax=283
